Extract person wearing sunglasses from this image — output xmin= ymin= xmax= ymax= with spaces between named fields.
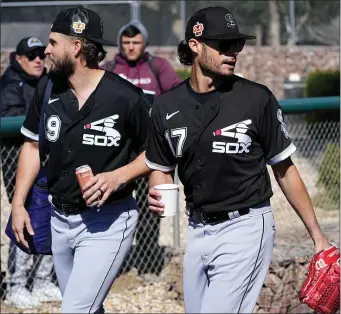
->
xmin=146 ymin=6 xmax=331 ymax=313
xmin=1 ymin=37 xmax=46 ymax=117
xmin=1 ymin=37 xmax=62 ymax=309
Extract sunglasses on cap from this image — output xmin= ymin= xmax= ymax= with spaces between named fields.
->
xmin=25 ymin=50 xmax=46 ymax=61
xmin=205 ymin=39 xmax=245 ymax=53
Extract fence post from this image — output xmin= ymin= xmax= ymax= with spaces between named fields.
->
xmin=289 ymin=0 xmax=296 ymax=45
xmin=180 ymin=0 xmax=186 ymax=39
xmin=173 ymin=167 xmax=181 ymax=250
xmin=130 ymin=0 xmax=140 ymax=21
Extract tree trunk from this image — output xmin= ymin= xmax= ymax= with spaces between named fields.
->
xmin=269 ymin=0 xmax=281 ymax=47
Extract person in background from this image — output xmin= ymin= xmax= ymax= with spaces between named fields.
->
xmin=0 ymin=36 xmax=61 ymax=309
xmin=102 ymin=20 xmax=181 ymax=97
xmin=102 ymin=20 xmax=182 ymax=278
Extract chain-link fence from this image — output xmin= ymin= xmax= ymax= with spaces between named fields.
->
xmin=1 ymin=1 xmax=339 ymax=47
xmin=1 ymin=107 xmax=339 ymax=312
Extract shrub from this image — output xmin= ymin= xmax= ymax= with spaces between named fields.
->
xmin=317 ymin=143 xmax=340 ymax=208
xmin=304 ymin=70 xmax=340 ymax=97
xmin=304 ymin=70 xmax=340 ymax=124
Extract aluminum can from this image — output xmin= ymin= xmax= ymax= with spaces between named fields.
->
xmin=75 ymin=165 xmax=93 ymax=191
xmin=75 ymin=165 xmax=100 ymax=206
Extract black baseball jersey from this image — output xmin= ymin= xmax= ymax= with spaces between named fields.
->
xmin=21 ymin=71 xmax=151 ymax=206
xmin=146 ymin=76 xmax=296 ymax=213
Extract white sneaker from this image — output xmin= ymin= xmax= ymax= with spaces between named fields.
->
xmin=5 ymin=287 xmax=41 ymax=309
xmin=32 ymin=282 xmax=62 ymax=302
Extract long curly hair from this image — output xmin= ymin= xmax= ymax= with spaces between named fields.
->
xmin=74 ymin=37 xmax=107 ymax=67
xmin=177 ymin=40 xmax=194 ymax=67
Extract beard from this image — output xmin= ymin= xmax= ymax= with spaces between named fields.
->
xmin=49 ymin=53 xmax=75 ymax=77
xmin=199 ymin=45 xmax=234 ymax=77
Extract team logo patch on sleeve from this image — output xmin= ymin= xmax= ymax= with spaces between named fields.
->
xmin=72 ymin=20 xmax=86 ymax=34
xmin=83 ymin=115 xmax=121 ymax=147
xmin=277 ymin=109 xmax=290 ymax=138
xmin=193 ymin=22 xmax=204 ymax=37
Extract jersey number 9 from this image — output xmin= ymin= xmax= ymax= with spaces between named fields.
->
xmin=46 ymin=115 xmax=61 ymax=142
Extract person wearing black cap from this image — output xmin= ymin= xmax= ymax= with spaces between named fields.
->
xmin=10 ymin=6 xmax=152 ymax=313
xmin=1 ymin=37 xmax=62 ymax=309
xmin=1 ymin=37 xmax=46 ymax=117
xmin=146 ymin=6 xmax=331 ymax=313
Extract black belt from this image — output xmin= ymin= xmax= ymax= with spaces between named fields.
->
xmin=51 ymin=194 xmax=132 ymax=216
xmin=52 ymin=198 xmax=87 ymax=216
xmin=186 ymin=207 xmax=250 ymax=225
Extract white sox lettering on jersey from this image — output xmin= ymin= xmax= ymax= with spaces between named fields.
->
xmin=212 ymin=119 xmax=252 ymax=154
xmin=83 ymin=115 xmax=121 ymax=147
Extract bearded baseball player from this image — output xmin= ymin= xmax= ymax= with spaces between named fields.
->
xmin=10 ymin=7 xmax=152 ymax=313
xmin=146 ymin=6 xmax=334 ymax=313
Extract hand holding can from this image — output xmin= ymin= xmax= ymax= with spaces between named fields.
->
xmin=76 ymin=165 xmax=100 ymax=206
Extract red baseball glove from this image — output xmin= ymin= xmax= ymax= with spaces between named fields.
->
xmin=299 ymin=243 xmax=340 ymax=314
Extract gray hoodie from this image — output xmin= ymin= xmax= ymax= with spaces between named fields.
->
xmin=101 ymin=20 xmax=181 ymax=96
xmin=117 ymin=20 xmax=149 ymax=56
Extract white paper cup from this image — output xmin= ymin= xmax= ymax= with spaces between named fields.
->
xmin=154 ymin=184 xmax=179 ymax=217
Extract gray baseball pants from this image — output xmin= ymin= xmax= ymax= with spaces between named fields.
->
xmin=50 ymin=196 xmax=138 ymax=313
xmin=183 ymin=200 xmax=276 ymax=313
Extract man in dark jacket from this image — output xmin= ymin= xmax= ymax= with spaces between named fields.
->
xmin=1 ymin=37 xmax=46 ymax=117
xmin=102 ymin=21 xmax=182 ymax=278
xmin=1 ymin=37 xmax=61 ymax=309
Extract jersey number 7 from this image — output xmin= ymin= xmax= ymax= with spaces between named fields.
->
xmin=165 ymin=127 xmax=187 ymax=158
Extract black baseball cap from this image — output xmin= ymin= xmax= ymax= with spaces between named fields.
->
xmin=16 ymin=37 xmax=45 ymax=55
xmin=51 ymin=6 xmax=116 ymax=46
xmin=185 ymin=6 xmax=256 ymax=42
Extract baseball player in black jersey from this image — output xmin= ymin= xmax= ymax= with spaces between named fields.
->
xmin=11 ymin=7 xmax=152 ymax=313
xmin=147 ymin=6 xmax=331 ymax=313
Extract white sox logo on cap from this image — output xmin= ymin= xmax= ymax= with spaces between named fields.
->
xmin=193 ymin=22 xmax=204 ymax=37
xmin=225 ymin=13 xmax=236 ymax=28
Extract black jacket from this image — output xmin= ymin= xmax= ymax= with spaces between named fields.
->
xmin=0 ymin=52 xmax=44 ymax=117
